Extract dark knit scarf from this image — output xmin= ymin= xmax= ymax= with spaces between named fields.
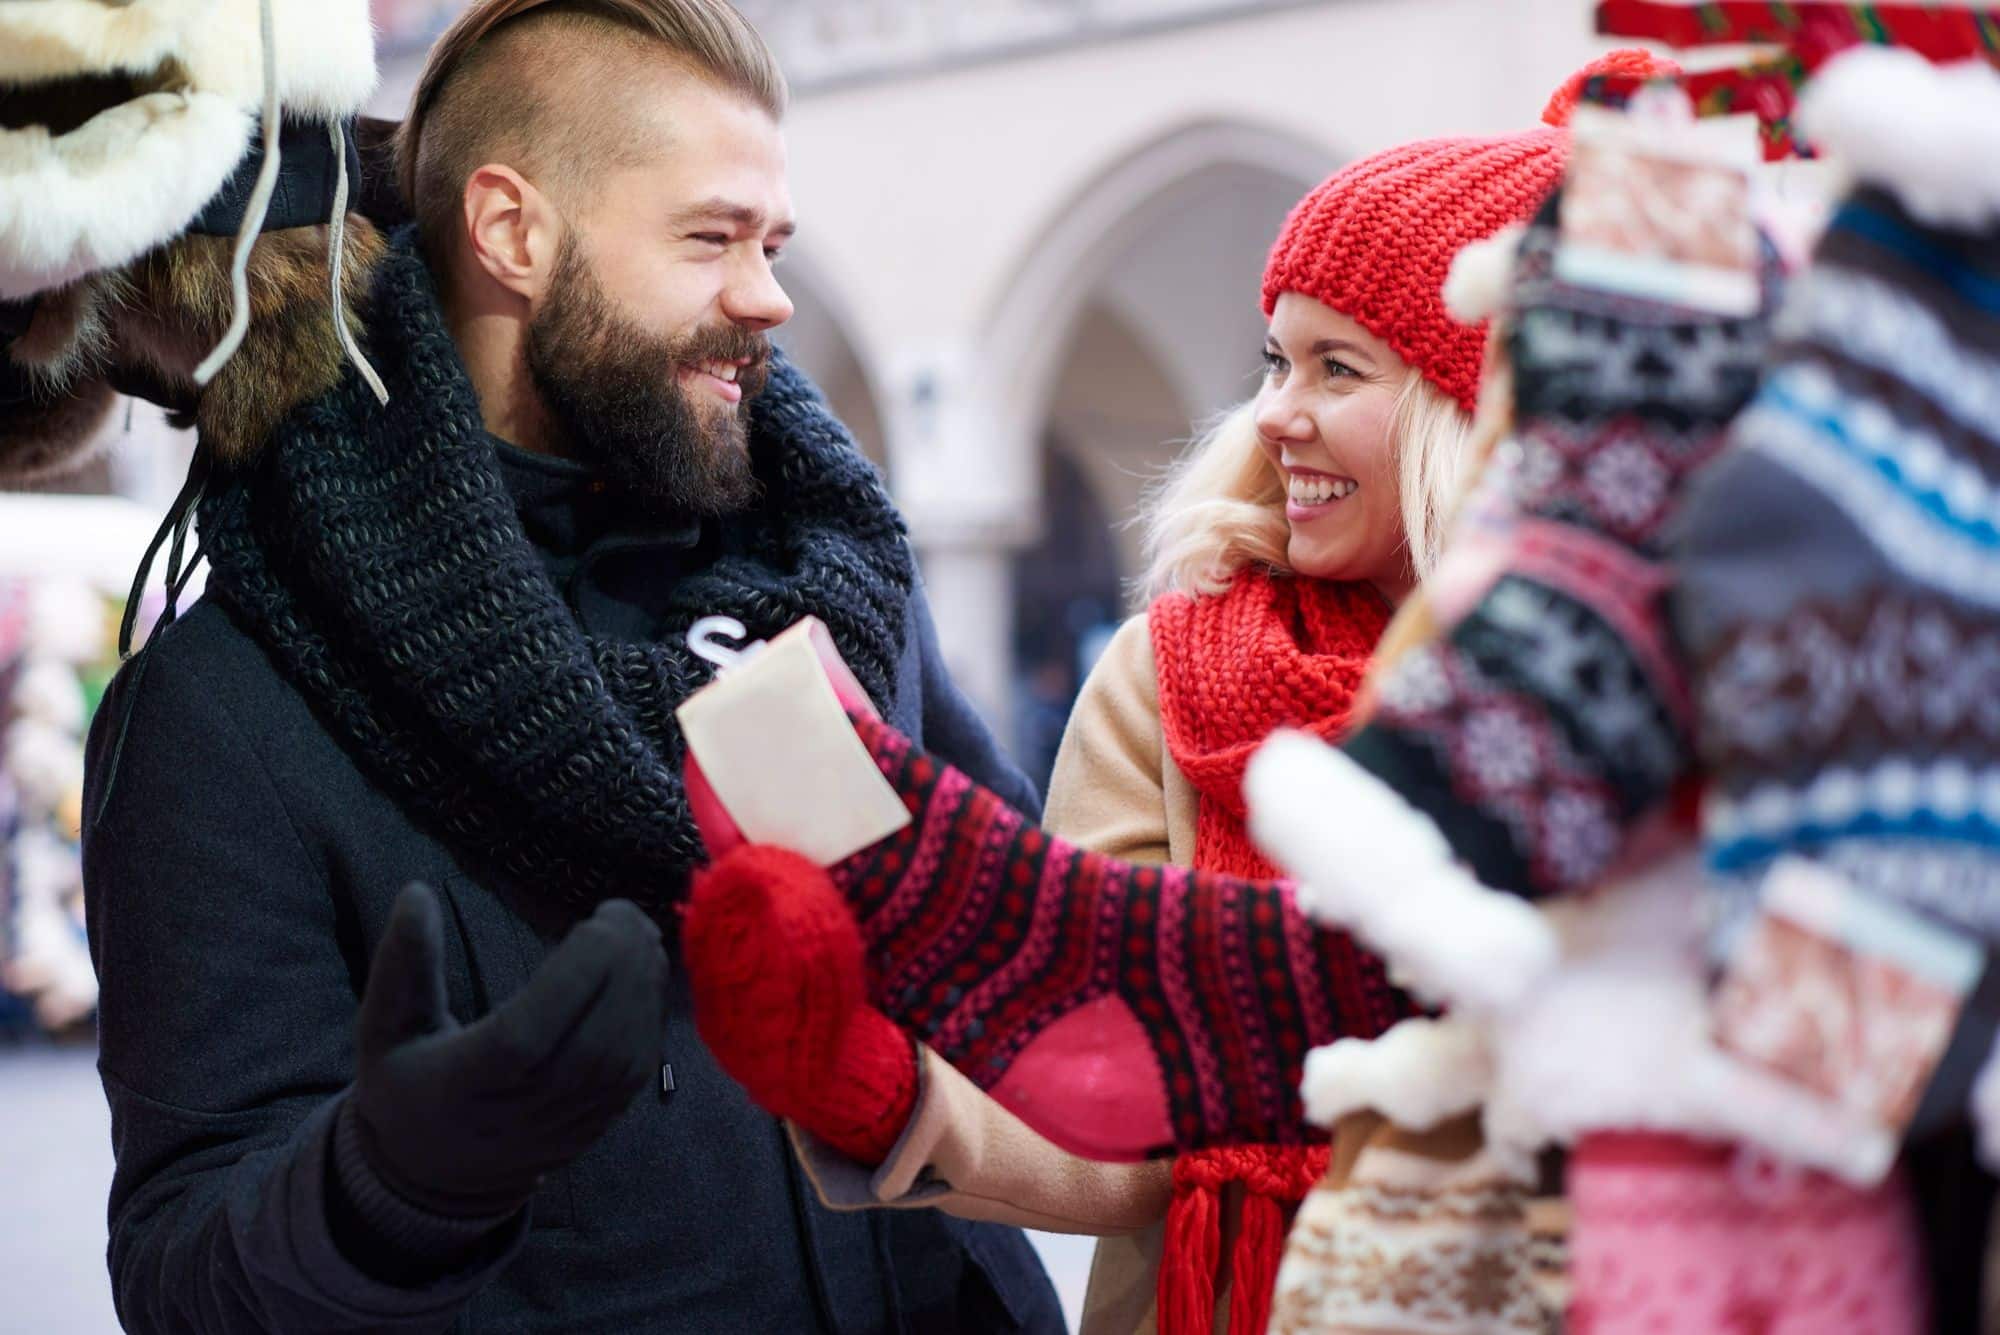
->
xmin=197 ymin=228 xmax=914 ymax=919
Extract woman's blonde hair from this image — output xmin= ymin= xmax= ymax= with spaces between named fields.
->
xmin=1139 ymin=372 xmax=1473 ymax=600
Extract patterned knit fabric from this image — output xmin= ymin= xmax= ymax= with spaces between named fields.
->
xmin=1149 ymin=572 xmax=1409 ymax=1334
xmin=197 ymin=227 xmax=914 ymax=920
xmin=1674 ymin=186 xmax=2000 ymax=954
xmin=1272 ymin=1114 xmax=1549 ymax=1335
xmin=1566 ymin=1132 xmax=1925 ymax=1335
xmin=1342 ymin=194 xmax=1779 ymax=902
xmin=829 ymin=711 xmax=1394 ymax=1156
xmin=1259 ymin=51 xmax=1676 ymax=414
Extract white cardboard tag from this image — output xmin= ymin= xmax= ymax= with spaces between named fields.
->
xmin=1711 ymin=855 xmax=1984 ymax=1146
xmin=676 ymin=621 xmax=911 ymax=865
xmin=1558 ymin=104 xmax=1762 ymax=316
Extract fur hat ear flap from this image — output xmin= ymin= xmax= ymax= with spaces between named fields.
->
xmin=111 ymin=216 xmax=388 ymax=464
xmin=1443 ymin=224 xmax=1528 ymax=326
xmin=195 ymin=216 xmax=388 ymax=462
xmin=0 ymin=366 xmax=118 ymax=484
xmin=2 ymin=0 xmax=387 ymax=474
xmin=1 ymin=273 xmax=125 ymax=482
xmin=0 ymin=0 xmax=378 ymax=302
xmin=1 ymin=209 xmax=389 ymax=482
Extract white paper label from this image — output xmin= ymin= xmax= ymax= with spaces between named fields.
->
xmin=675 ymin=623 xmax=911 ymax=865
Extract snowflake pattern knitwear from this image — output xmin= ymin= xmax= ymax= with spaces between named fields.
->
xmin=1675 ymin=185 xmax=2000 ymax=952
xmin=1260 ymin=50 xmax=1677 ymax=414
xmin=1270 ymin=1113 xmax=1551 ymax=1335
xmin=1342 ymin=192 xmax=1779 ymax=902
xmin=826 ymin=711 xmax=1406 ymax=1160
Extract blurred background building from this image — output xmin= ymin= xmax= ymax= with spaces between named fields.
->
xmin=3 ymin=4 xmax=1628 ymax=1329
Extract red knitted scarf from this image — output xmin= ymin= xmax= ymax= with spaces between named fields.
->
xmin=1148 ymin=570 xmax=1393 ymax=1335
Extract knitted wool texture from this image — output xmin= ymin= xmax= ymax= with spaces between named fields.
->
xmin=1342 ymin=192 xmax=1778 ymax=903
xmin=1260 ymin=49 xmax=1677 ymax=415
xmin=1149 ymin=573 xmax=1409 ymax=1335
xmin=1677 ymin=186 xmax=2000 ymax=945
xmin=763 ymin=710 xmax=1398 ymax=1156
xmin=197 ymin=227 xmax=914 ymax=921
xmin=1566 ymin=1132 xmax=1925 ymax=1335
xmin=685 ymin=845 xmax=918 ymax=1163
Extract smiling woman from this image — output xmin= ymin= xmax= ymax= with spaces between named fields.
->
xmin=706 ymin=73 xmax=1619 ymax=1335
xmin=1143 ymin=303 xmax=1469 ymax=613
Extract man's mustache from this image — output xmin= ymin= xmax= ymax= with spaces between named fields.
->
xmin=675 ymin=325 xmax=773 ymax=401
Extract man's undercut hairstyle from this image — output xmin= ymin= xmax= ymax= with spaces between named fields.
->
xmin=398 ymin=0 xmax=787 ymax=264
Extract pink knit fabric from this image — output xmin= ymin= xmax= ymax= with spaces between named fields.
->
xmin=1567 ymin=1132 xmax=1927 ymax=1334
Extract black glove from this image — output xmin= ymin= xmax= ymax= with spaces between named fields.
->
xmin=345 ymin=883 xmax=669 ymax=1220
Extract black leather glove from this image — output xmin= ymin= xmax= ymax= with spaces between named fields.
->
xmin=344 ymin=883 xmax=669 ymax=1220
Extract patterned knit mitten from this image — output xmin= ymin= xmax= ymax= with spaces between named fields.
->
xmin=1338 ymin=184 xmax=1779 ymax=904
xmin=689 ymin=712 xmax=1413 ymax=1161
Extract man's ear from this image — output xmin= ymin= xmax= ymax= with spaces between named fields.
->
xmin=462 ymin=164 xmax=564 ymax=303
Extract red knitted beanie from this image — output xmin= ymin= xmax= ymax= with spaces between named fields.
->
xmin=1260 ymin=49 xmax=1679 ymax=414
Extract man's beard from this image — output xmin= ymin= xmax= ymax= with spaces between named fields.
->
xmin=524 ymin=235 xmax=770 ymax=517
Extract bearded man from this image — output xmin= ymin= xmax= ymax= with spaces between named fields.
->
xmin=79 ymin=1 xmax=1059 ymax=1331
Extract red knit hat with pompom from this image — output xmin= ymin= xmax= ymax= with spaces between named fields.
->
xmin=1260 ymin=49 xmax=1678 ymax=415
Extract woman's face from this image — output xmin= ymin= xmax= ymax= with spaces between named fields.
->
xmin=1255 ymin=292 xmax=1415 ymax=602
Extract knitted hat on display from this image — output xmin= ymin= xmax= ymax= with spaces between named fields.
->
xmin=1260 ymin=48 xmax=1679 ymax=415
xmin=0 ymin=0 xmax=386 ymax=478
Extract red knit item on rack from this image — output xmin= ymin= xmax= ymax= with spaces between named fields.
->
xmin=1259 ymin=51 xmax=1678 ymax=414
xmin=1597 ymin=0 xmax=2000 ymax=66
xmin=1592 ymin=1 xmax=2000 ymax=159
xmin=1149 ymin=573 xmax=1403 ymax=1335
xmin=684 ymin=845 xmax=918 ymax=1165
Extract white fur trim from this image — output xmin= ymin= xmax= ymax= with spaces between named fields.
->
xmin=1300 ymin=1017 xmax=1495 ymax=1132
xmin=1245 ymin=730 xmax=1558 ymax=1012
xmin=1801 ymin=45 xmax=2000 ymax=230
xmin=0 ymin=0 xmax=212 ymax=86
xmin=0 ymin=92 xmax=250 ymax=299
xmin=1442 ymin=224 xmax=1525 ymax=325
xmin=1465 ymin=857 xmax=1898 ymax=1185
xmin=0 ymin=0 xmax=377 ymax=295
xmin=179 ymin=0 xmax=379 ymax=118
xmin=1 ymin=0 xmax=377 ymax=116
